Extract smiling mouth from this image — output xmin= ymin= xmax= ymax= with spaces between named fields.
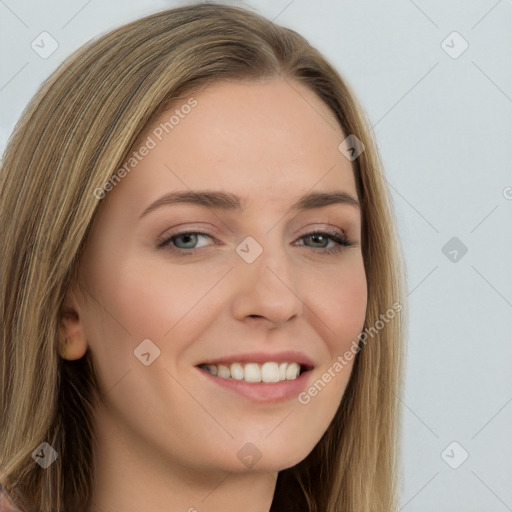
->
xmin=196 ymin=361 xmax=312 ymax=383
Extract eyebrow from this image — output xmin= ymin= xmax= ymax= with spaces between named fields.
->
xmin=139 ymin=189 xmax=360 ymax=219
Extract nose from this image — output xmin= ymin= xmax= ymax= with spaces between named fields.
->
xmin=230 ymin=237 xmax=304 ymax=329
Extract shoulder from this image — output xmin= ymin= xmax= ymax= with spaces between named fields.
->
xmin=0 ymin=484 xmax=23 ymax=512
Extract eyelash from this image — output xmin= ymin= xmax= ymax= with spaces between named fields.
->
xmin=156 ymin=228 xmax=354 ymax=257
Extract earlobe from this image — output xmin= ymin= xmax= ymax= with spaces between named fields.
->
xmin=59 ymin=302 xmax=88 ymax=360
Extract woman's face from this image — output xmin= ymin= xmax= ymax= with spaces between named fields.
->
xmin=64 ymin=78 xmax=367 ymax=479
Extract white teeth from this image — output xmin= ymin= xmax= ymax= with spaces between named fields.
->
xmin=261 ymin=362 xmax=280 ymax=383
xmin=200 ymin=361 xmax=303 ymax=382
xmin=203 ymin=364 xmax=217 ymax=376
xmin=230 ymin=362 xmax=244 ymax=380
xmin=285 ymin=362 xmax=300 ymax=380
xmin=279 ymin=362 xmax=287 ymax=381
xmin=217 ymin=364 xmax=230 ymax=379
xmin=244 ymin=363 xmax=262 ymax=382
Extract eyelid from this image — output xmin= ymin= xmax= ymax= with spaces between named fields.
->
xmin=156 ymin=225 xmax=356 ymax=256
xmin=155 ymin=222 xmax=350 ymax=243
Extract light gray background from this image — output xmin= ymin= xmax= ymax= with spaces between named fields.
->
xmin=1 ymin=1 xmax=511 ymax=510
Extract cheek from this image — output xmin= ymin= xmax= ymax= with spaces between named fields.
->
xmin=89 ymin=253 xmax=207 ymax=331
xmin=292 ymin=260 xmax=366 ymax=432
xmin=84 ymin=256 xmax=223 ymax=367
xmin=308 ymin=257 xmax=367 ymax=354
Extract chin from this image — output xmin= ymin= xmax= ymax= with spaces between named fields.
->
xmin=235 ymin=443 xmax=313 ymax=473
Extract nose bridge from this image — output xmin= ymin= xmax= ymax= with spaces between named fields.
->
xmin=231 ymin=222 xmax=304 ymax=324
xmin=237 ymin=216 xmax=290 ymax=282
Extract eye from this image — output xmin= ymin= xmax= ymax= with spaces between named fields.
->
xmin=156 ymin=228 xmax=354 ymax=257
xmin=157 ymin=232 xmax=214 ymax=253
xmin=295 ymin=229 xmax=354 ymax=255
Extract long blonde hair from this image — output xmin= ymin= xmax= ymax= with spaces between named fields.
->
xmin=0 ymin=3 xmax=407 ymax=511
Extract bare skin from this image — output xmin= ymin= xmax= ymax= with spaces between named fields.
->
xmin=60 ymin=78 xmax=367 ymax=512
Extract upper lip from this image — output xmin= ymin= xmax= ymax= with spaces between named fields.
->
xmin=196 ymin=350 xmax=315 ymax=370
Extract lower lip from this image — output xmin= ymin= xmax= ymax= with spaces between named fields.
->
xmin=196 ymin=366 xmax=313 ymax=404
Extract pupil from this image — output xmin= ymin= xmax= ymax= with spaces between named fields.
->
xmin=312 ymin=234 xmax=324 ymax=246
xmin=179 ymin=234 xmax=195 ymax=247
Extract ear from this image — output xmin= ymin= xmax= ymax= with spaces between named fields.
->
xmin=59 ymin=287 xmax=88 ymax=360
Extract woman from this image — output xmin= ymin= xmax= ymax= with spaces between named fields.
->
xmin=0 ymin=3 xmax=407 ymax=511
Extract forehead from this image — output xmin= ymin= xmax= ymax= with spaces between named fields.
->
xmin=102 ymin=79 xmax=359 ymax=215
